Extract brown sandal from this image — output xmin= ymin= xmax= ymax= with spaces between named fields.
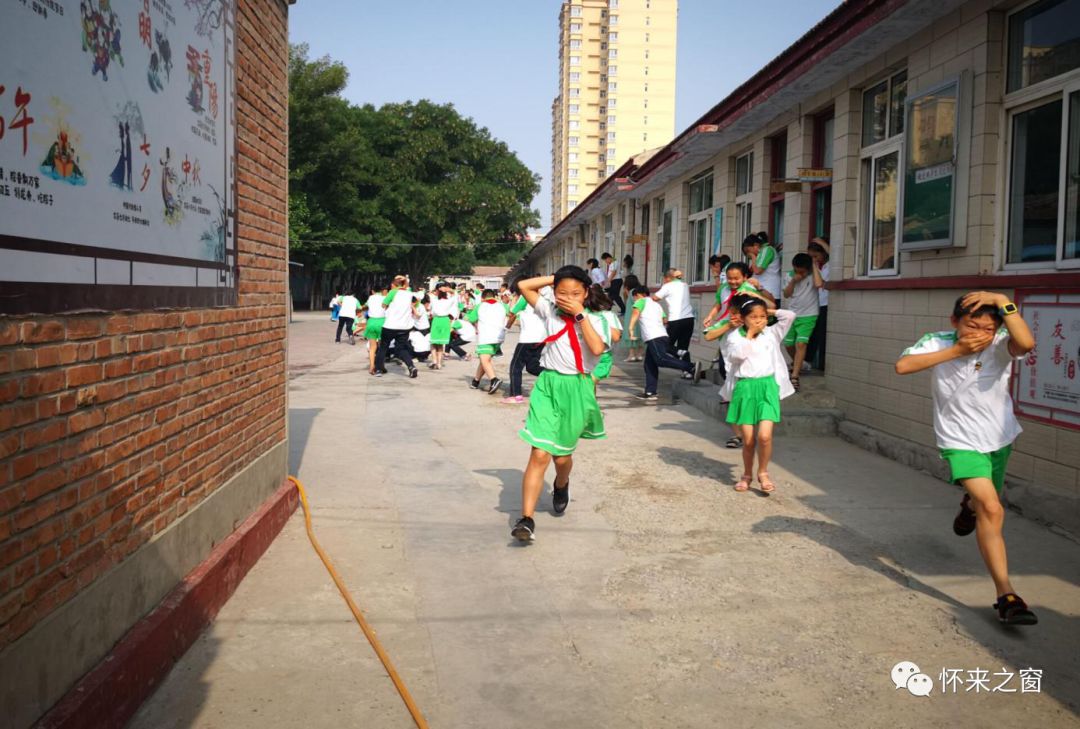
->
xmin=734 ymin=474 xmax=752 ymax=492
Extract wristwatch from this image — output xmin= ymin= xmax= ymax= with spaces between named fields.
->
xmin=574 ymin=312 xmax=585 ymax=322
xmin=999 ymin=302 xmax=1018 ymax=316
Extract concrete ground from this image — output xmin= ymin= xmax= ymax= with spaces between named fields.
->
xmin=130 ymin=311 xmax=1080 ymax=728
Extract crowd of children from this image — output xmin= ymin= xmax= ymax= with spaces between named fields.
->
xmin=327 ymin=239 xmax=1040 ymax=626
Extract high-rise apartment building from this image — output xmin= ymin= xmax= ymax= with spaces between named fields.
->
xmin=550 ymin=0 xmax=677 ymax=227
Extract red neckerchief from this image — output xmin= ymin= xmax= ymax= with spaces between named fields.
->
xmin=543 ymin=314 xmax=584 ymax=374
xmin=483 ymin=299 xmax=497 ymax=304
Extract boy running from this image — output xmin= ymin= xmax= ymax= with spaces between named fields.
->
xmin=781 ymin=253 xmax=822 ymax=390
xmin=895 ymin=291 xmax=1037 ymax=625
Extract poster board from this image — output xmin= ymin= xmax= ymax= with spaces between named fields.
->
xmin=1012 ymin=291 xmax=1080 ymax=430
xmin=0 ymin=0 xmax=236 ymax=313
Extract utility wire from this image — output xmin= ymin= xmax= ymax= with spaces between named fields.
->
xmin=288 ymin=238 xmax=534 ymax=248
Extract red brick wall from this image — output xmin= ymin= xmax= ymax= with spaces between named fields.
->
xmin=0 ymin=0 xmax=290 ymax=653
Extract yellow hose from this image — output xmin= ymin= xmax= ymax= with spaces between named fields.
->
xmin=287 ymin=476 xmax=430 ymax=729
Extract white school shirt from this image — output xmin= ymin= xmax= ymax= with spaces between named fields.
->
xmin=783 ymin=271 xmax=820 ymax=318
xmin=721 ymin=310 xmax=796 ymax=400
xmin=607 ymin=262 xmax=621 ymax=283
xmin=470 ymin=300 xmax=509 ymax=346
xmin=409 ymin=330 xmax=431 ymax=353
xmin=599 ymin=309 xmax=623 ymax=351
xmin=589 ymin=267 xmax=607 ymax=286
xmin=413 ymin=305 xmax=430 ymax=330
xmin=364 ymin=293 xmax=386 ymax=318
xmin=336 ymin=295 xmax=360 ymax=319
xmin=818 ymin=262 xmax=830 ymax=307
xmin=383 ymin=288 xmax=420 ymax=329
xmin=633 ymin=297 xmax=668 ymax=342
xmin=455 ymin=319 xmax=476 ymax=342
xmin=654 ymin=279 xmax=694 ymax=321
xmin=511 ymin=295 xmax=547 ymax=345
xmin=533 ymin=297 xmax=610 ymax=375
xmin=430 ymin=297 xmax=456 ymax=317
xmin=754 ymin=246 xmax=782 ymax=300
xmin=902 ymin=329 xmax=1022 ymax=452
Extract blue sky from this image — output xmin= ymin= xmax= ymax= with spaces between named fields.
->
xmin=288 ymin=0 xmax=840 ymax=232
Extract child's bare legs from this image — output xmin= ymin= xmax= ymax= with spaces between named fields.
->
xmin=739 ymin=424 xmax=757 ymax=476
xmin=367 ymin=339 xmax=378 ymax=372
xmin=553 ymin=454 xmax=572 ymax=488
xmin=521 ymin=447 xmax=553 ymax=517
xmin=475 ymin=354 xmax=495 ymax=381
xmin=755 ymin=420 xmax=775 ymax=476
xmin=790 ymin=342 xmax=808 ymax=375
xmin=963 ymin=477 xmax=1014 ymax=597
xmin=432 ymin=345 xmax=443 ymax=368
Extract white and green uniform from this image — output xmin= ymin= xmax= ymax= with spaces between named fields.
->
xmin=468 ymin=299 xmax=509 ymax=355
xmin=782 ymin=271 xmax=820 ymax=345
xmin=363 ymin=293 xmax=386 ymax=341
xmin=754 ymin=246 xmax=782 ymax=301
xmin=430 ymin=297 xmax=456 ymax=345
xmin=592 ymin=309 xmax=623 ymax=380
xmin=511 ymin=295 xmax=547 ymax=345
xmin=721 ymin=310 xmax=796 ymax=424
xmin=518 ymin=298 xmax=611 ymax=456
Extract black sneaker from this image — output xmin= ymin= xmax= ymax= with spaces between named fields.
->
xmin=409 ymin=368 xmax=419 ymax=379
xmin=469 ymin=379 xmax=481 ymax=390
xmin=552 ymin=482 xmax=570 ymax=515
xmin=692 ymin=361 xmax=703 ymax=384
xmin=993 ymin=593 xmax=1038 ymax=625
xmin=511 ymin=516 xmax=535 ymax=542
xmin=487 ymin=377 xmax=502 ymax=394
xmin=953 ymin=494 xmax=976 ymax=536
xmin=634 ymin=392 xmax=658 ymax=401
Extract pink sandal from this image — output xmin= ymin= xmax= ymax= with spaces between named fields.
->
xmin=758 ymin=472 xmax=775 ymax=493
xmin=734 ymin=474 xmax=752 ymax=492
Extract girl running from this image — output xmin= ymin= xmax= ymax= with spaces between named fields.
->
xmin=468 ymin=289 xmax=509 ymax=394
xmin=721 ymin=296 xmax=795 ymax=494
xmin=362 ymin=284 xmax=388 ymax=376
xmin=704 ymin=293 xmax=752 ymax=449
xmin=512 ymin=266 xmax=611 ymax=543
xmin=428 ymin=283 xmax=456 ymax=370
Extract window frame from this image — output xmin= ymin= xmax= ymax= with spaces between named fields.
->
xmin=734 ymin=151 xmax=754 ymax=247
xmin=687 ymin=170 xmax=715 ymax=283
xmin=1001 ymin=2 xmax=1080 ymax=270
xmin=810 ymin=109 xmax=834 ymax=245
xmin=768 ymin=133 xmax=788 ymax=247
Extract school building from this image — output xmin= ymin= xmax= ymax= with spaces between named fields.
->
xmin=514 ymin=0 xmax=1080 ymax=534
xmin=0 ymin=1 xmax=294 ymax=727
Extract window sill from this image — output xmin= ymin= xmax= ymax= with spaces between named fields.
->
xmin=828 ymin=271 xmax=1080 ymax=291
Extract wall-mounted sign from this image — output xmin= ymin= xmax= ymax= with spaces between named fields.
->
xmin=1013 ymin=292 xmax=1080 ymax=431
xmin=625 ymin=234 xmax=648 ymax=245
xmin=0 ymin=0 xmax=236 ymax=314
xmin=711 ymin=207 xmax=723 ymax=255
xmin=797 ymin=168 xmax=832 ymax=182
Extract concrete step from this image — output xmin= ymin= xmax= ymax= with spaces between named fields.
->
xmin=670 ymin=377 xmax=842 ymax=436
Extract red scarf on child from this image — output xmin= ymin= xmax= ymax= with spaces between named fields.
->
xmin=542 ymin=315 xmax=585 ymax=374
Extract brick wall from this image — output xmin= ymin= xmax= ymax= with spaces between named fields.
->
xmin=0 ymin=0 xmax=289 ymax=655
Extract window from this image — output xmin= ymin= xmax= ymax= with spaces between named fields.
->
xmin=1004 ymin=0 xmax=1080 ymax=268
xmin=645 ymin=33 xmax=650 ymax=42
xmin=569 ymin=104 xmax=579 ymax=113
xmin=610 ymin=0 xmax=618 ymax=8
xmin=569 ymin=56 xmax=580 ymax=66
xmin=608 ymin=115 xmax=616 ymax=124
xmin=608 ymin=131 xmax=616 ymax=142
xmin=811 ymin=110 xmax=834 ymax=241
xmin=568 ymin=184 xmax=578 ymax=194
xmin=901 ymin=79 xmax=962 ymax=250
xmin=570 ymin=39 xmax=581 ymax=49
xmin=769 ymin=134 xmax=787 ymax=247
xmin=688 ymin=170 xmax=715 ymax=281
xmin=569 ymin=136 xmax=579 ymax=146
xmin=609 ymin=98 xmax=617 ymax=108
xmin=571 ymin=5 xmax=582 ymax=17
xmin=645 ymin=50 xmax=649 ymax=60
xmin=569 ymin=72 xmax=580 ymax=82
xmin=609 ymin=32 xmax=618 ymax=42
xmin=569 ymin=152 xmax=578 ymax=162
xmin=862 ymin=70 xmax=907 ymax=146
xmin=607 ymin=165 xmax=616 ymax=175
xmin=1007 ymin=0 xmax=1080 ymax=92
xmin=609 ymin=65 xmax=617 ymax=76
xmin=609 ymin=49 xmax=618 ymax=59
xmin=610 ymin=15 xmax=618 ymax=25
xmin=569 ymin=88 xmax=580 ymax=98
xmin=569 ymin=119 xmax=579 ymax=130
xmin=607 ymin=148 xmax=616 ymax=159
xmin=569 ymin=168 xmax=579 ymax=178
xmin=609 ymin=82 xmax=617 ymax=92
xmin=646 ymin=16 xmax=650 ymax=25
xmin=735 ymin=151 xmax=754 ymax=244
xmin=570 ymin=22 xmax=581 ymax=32
xmin=570 ymin=200 xmax=578 ymax=209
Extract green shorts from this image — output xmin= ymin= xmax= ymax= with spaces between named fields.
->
xmin=783 ymin=315 xmax=818 ymax=346
xmin=364 ymin=317 xmax=384 ymax=341
xmin=593 ymin=352 xmax=613 ymax=380
xmin=476 ymin=343 xmax=503 ymax=357
xmin=725 ymin=375 xmax=781 ymax=425
xmin=940 ymin=445 xmax=1012 ymax=493
xmin=519 ymin=370 xmax=606 ymax=456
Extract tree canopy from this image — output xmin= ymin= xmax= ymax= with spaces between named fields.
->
xmin=288 ymin=44 xmax=539 ymax=302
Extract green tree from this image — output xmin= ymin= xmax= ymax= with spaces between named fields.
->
xmin=288 ymin=45 xmax=540 ymax=305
